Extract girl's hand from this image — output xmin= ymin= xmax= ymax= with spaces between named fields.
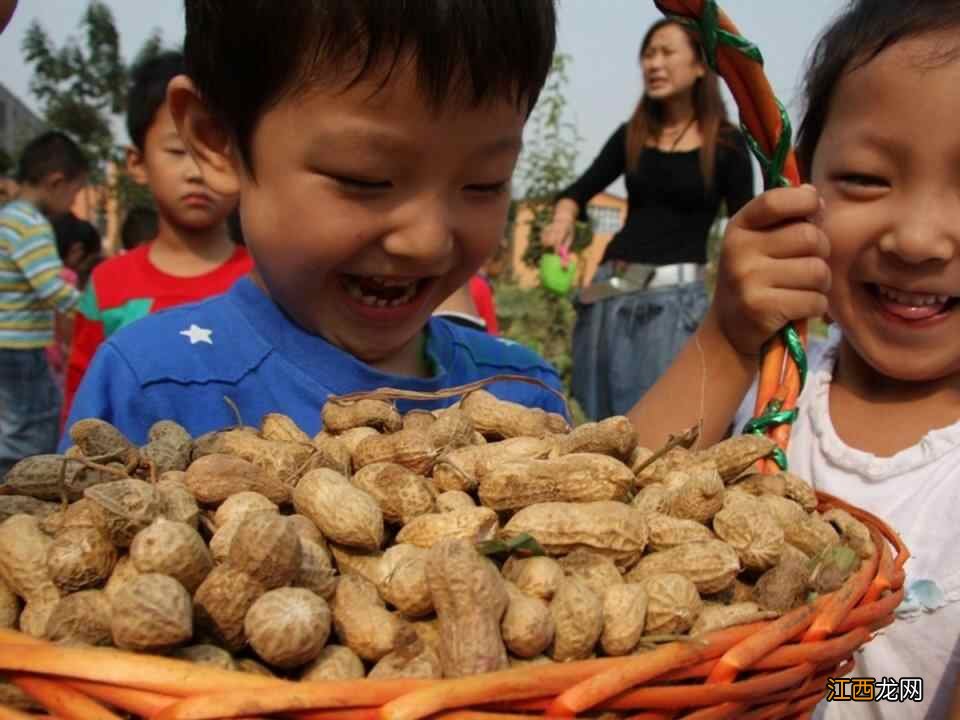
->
xmin=713 ymin=184 xmax=831 ymax=356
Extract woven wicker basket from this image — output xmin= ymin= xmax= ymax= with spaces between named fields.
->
xmin=0 ymin=490 xmax=908 ymax=720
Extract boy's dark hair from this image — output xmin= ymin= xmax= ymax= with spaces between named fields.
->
xmin=16 ymin=131 xmax=89 ymax=185
xmin=796 ymin=0 xmax=960 ymax=178
xmin=120 ymin=206 xmax=159 ymax=251
xmin=52 ymin=212 xmax=102 ymax=260
xmin=183 ymin=0 xmax=557 ymax=172
xmin=127 ymin=51 xmax=185 ymax=151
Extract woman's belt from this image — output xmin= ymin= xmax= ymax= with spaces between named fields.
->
xmin=578 ymin=262 xmax=705 ymax=305
xmin=647 ymin=262 xmax=706 ymax=289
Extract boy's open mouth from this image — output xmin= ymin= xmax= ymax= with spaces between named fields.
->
xmin=868 ymin=283 xmax=958 ymax=321
xmin=341 ymin=274 xmax=427 ymax=308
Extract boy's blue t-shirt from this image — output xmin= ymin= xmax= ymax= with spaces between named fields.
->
xmin=61 ymin=277 xmax=567 ymax=447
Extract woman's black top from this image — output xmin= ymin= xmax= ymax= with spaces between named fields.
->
xmin=558 ymin=123 xmax=754 ymax=266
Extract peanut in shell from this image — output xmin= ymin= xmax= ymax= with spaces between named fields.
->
xmin=553 ymin=416 xmax=638 ymax=460
xmin=558 ymin=549 xmax=624 ymax=598
xmin=184 ymin=453 xmax=290 ymax=506
xmin=111 ymin=573 xmax=193 ymax=652
xmin=626 ymin=539 xmax=740 ymax=595
xmin=601 ymin=584 xmax=648 ymax=656
xmin=433 ymin=436 xmax=553 ymax=492
xmin=260 ymin=413 xmax=312 ymax=444
xmin=46 ymin=525 xmax=117 ymax=594
xmin=301 ymin=644 xmax=365 ymax=681
xmin=351 ymin=463 xmax=436 ymax=525
xmin=295 ymin=539 xmax=338 ymax=600
xmin=130 ymin=518 xmax=213 ymax=593
xmin=692 ymin=434 xmax=776 ymax=483
xmin=193 ymin=565 xmax=265 ymax=651
xmin=227 ymin=512 xmax=302 ymax=589
xmin=643 ymin=512 xmax=715 ymax=551
xmin=426 ymin=538 xmax=509 ymax=677
xmin=44 ymin=589 xmax=112 ymax=645
xmin=477 ymin=453 xmax=633 ymax=510
xmin=638 ymin=573 xmax=702 ymax=634
xmin=293 ymin=468 xmax=384 ymax=550
xmin=712 ymin=498 xmax=785 ymax=572
xmin=822 ymin=508 xmax=875 ymax=559
xmin=245 ymin=587 xmax=331 ymax=668
xmin=322 ymin=398 xmax=403 ymax=434
xmin=690 ymin=601 xmax=779 ymax=636
xmin=549 ymin=577 xmax=603 ymax=661
xmin=502 ymin=501 xmax=648 ymax=568
xmin=460 ymin=389 xmax=570 ymax=439
xmin=665 ymin=462 xmax=725 ymax=525
xmin=501 ymin=582 xmax=554 ymax=659
xmin=501 ymin=556 xmax=564 ymax=603
xmin=395 ymin=507 xmax=498 ymax=549
xmin=378 ymin=543 xmax=432 ymax=618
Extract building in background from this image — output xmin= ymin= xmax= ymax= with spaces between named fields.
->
xmin=0 ymin=82 xmax=44 ymax=161
xmin=506 ymin=192 xmax=627 ymax=288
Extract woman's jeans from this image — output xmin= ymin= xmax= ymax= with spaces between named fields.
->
xmin=571 ymin=262 xmax=709 ymax=421
xmin=0 ymin=348 xmax=61 ymax=479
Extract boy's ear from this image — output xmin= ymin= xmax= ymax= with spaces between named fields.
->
xmin=125 ymin=146 xmax=148 ymax=185
xmin=167 ymin=74 xmax=242 ymax=196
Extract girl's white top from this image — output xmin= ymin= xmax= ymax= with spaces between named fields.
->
xmin=735 ymin=327 xmax=960 ymax=720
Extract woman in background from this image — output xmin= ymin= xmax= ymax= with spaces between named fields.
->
xmin=543 ymin=18 xmax=754 ymax=420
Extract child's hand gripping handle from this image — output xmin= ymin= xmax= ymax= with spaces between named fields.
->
xmin=653 ymin=0 xmax=806 ymax=472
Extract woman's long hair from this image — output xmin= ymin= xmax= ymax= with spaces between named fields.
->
xmin=625 ymin=19 xmax=731 ymax=192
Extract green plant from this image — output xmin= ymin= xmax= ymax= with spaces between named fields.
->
xmin=22 ymin=0 xmax=164 ymax=221
xmin=512 ymin=53 xmax=593 ymax=270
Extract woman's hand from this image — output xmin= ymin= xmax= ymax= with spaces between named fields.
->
xmin=541 ymin=215 xmax=574 ymax=251
xmin=712 ymin=184 xmax=831 ymax=356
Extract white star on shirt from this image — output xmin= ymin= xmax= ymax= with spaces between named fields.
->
xmin=180 ymin=324 xmax=213 ymax=345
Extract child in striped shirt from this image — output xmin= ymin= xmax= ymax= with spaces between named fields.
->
xmin=0 ymin=131 xmax=88 ymax=478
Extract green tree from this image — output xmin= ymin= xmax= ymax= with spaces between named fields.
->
xmin=512 ymin=52 xmax=593 ymax=269
xmin=22 ymin=1 xmax=162 ymax=210
xmin=496 ymin=53 xmax=590 ymax=415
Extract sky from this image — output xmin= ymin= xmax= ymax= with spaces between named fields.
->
xmin=1 ymin=1 xmax=843 ymax=194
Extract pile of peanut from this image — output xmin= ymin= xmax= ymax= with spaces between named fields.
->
xmin=0 ymin=390 xmax=875 ymax=690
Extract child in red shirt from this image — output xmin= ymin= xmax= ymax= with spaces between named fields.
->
xmin=64 ymin=52 xmax=251 ymax=418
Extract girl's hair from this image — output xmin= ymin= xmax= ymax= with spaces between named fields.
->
xmin=625 ymin=18 xmax=730 ymax=192
xmin=797 ymin=0 xmax=960 ymax=179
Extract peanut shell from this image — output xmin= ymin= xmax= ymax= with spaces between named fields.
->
xmin=84 ymin=478 xmax=163 ymax=548
xmin=502 ymin=502 xmax=648 ymax=568
xmin=294 ymin=468 xmax=384 ymax=550
xmin=111 ymin=573 xmax=193 ymax=651
xmin=379 ymin=544 xmax=432 ymax=618
xmin=549 ymin=577 xmax=602 ymax=661
xmin=691 ymin=601 xmax=779 ymax=635
xmin=553 ymin=416 xmax=637 ymax=460
xmin=501 ymin=582 xmax=554 ymax=658
xmin=300 ymin=644 xmax=365 ymax=680
xmin=351 ymin=463 xmax=436 ymax=525
xmin=601 ymin=584 xmax=648 ymax=656
xmin=130 ymin=518 xmax=213 ymax=593
xmin=395 ymin=507 xmax=498 ymax=549
xmin=193 ymin=565 xmax=265 ymax=651
xmin=322 ymin=398 xmax=402 ymax=434
xmin=626 ymin=540 xmax=740 ymax=595
xmin=478 ymin=453 xmax=633 ymax=510
xmin=46 ymin=525 xmax=117 ymax=593
xmin=227 ymin=512 xmax=302 ymax=589
xmin=460 ymin=389 xmax=569 ymax=439
xmin=638 ymin=573 xmax=702 ymax=634
xmin=245 ymin=587 xmax=331 ymax=668
xmin=45 ymin=589 xmax=112 ymax=645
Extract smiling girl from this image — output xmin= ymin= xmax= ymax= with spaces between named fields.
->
xmin=630 ymin=2 xmax=960 ymax=717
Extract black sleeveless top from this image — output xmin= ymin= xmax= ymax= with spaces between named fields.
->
xmin=558 ymin=123 xmax=754 ymax=265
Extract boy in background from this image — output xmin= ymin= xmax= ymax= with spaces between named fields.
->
xmin=63 ymin=51 xmax=251 ymax=418
xmin=65 ymin=0 xmax=562 ymax=443
xmin=0 ymin=131 xmax=87 ymax=476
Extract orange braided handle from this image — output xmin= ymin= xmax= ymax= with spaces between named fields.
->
xmin=653 ymin=0 xmax=807 ymax=473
